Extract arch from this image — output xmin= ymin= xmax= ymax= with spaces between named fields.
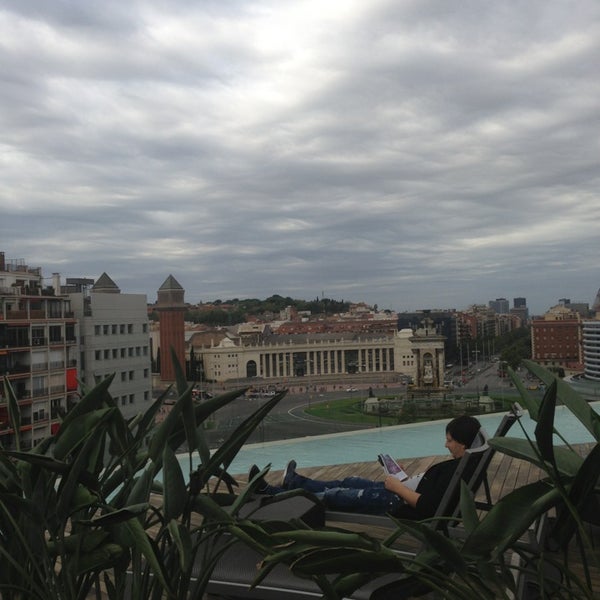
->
xmin=246 ymin=360 xmax=257 ymax=378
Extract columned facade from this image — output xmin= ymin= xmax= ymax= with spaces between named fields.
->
xmin=194 ymin=327 xmax=445 ymax=385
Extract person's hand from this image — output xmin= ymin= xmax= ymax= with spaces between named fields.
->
xmin=384 ymin=475 xmax=403 ymax=493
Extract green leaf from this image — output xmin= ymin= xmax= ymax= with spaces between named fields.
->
xmin=125 ymin=466 xmax=156 ymax=507
xmin=53 ymin=408 xmax=116 ymax=460
xmin=204 ymin=392 xmax=285 ymax=475
xmin=59 ymin=375 xmax=114 ymax=431
xmin=488 ymin=437 xmax=583 ymax=476
xmin=71 ymin=543 xmax=127 ymax=575
xmin=522 ymin=359 xmax=600 ymax=441
xmin=147 ymin=395 xmax=184 ymax=463
xmin=534 ymin=380 xmax=557 ymax=470
xmin=89 ymin=503 xmax=149 ymax=526
xmin=56 ymin=426 xmax=104 ymax=520
xmin=167 ymin=520 xmax=192 ymax=571
xmin=462 ymin=479 xmax=561 ymax=557
xmin=46 ymin=530 xmax=109 ymax=556
xmin=122 ymin=517 xmax=173 ymax=594
xmin=507 ymin=367 xmax=540 ymax=419
xmin=162 ymin=444 xmax=187 ymax=521
xmin=550 ymin=442 xmax=600 ymax=546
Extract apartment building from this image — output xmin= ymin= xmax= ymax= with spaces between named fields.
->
xmin=531 ymin=305 xmax=582 ymax=370
xmin=0 ymin=253 xmax=78 ymax=449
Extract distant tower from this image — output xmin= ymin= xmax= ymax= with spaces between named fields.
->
xmin=513 ymin=297 xmax=527 ymax=308
xmin=156 ymin=275 xmax=186 ymax=382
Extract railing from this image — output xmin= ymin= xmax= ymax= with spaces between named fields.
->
xmin=50 ymin=385 xmax=65 ymax=395
xmin=6 ymin=310 xmax=28 ymax=319
xmin=49 ymin=361 xmax=65 ymax=370
xmin=32 ymin=362 xmax=48 ymax=372
xmin=32 ymin=388 xmax=48 ymax=398
xmin=6 ymin=364 xmax=31 ymax=374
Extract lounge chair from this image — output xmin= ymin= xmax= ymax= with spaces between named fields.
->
xmin=325 ymin=404 xmax=522 ymax=529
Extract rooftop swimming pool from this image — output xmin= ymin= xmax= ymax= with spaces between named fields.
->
xmin=178 ymin=402 xmax=599 ymax=476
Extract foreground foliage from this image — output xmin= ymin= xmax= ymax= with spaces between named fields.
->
xmin=0 ymin=352 xmax=284 ymax=599
xmin=236 ymin=360 xmax=600 ymax=599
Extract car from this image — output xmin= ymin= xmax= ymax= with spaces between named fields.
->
xmin=527 ymin=384 xmax=539 ymax=391
xmin=345 ymin=387 xmax=358 ymax=392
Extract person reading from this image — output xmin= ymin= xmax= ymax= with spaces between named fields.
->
xmin=248 ymin=415 xmax=482 ymax=519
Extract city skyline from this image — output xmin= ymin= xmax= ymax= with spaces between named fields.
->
xmin=1 ymin=2 xmax=599 ymax=315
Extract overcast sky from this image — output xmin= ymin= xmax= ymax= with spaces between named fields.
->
xmin=1 ymin=1 xmax=599 ymax=315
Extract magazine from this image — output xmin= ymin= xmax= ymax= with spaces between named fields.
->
xmin=378 ymin=453 xmax=409 ymax=481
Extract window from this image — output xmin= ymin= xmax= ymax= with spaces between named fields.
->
xmin=121 ymin=396 xmax=127 ymax=406
xmin=112 ymin=324 xmax=117 ymax=334
xmin=143 ymin=346 xmax=148 ymax=356
xmin=136 ymin=346 xmax=141 ymax=356
xmin=143 ymin=323 xmax=148 ymax=333
xmin=104 ymin=349 xmax=110 ymax=359
xmin=144 ymin=368 xmax=149 ymax=378
xmin=129 ymin=394 xmax=135 ymax=404
xmin=121 ymin=372 xmax=127 ymax=382
xmin=95 ymin=325 xmax=101 ymax=336
xmin=120 ymin=348 xmax=126 ymax=358
xmin=120 ymin=324 xmax=125 ymax=334
xmin=103 ymin=325 xmax=109 ymax=335
xmin=112 ymin=348 xmax=118 ymax=358
xmin=49 ymin=325 xmax=62 ymax=343
xmin=128 ymin=324 xmax=133 ymax=334
xmin=128 ymin=347 xmax=133 ymax=357
xmin=129 ymin=370 xmax=134 ymax=381
xmin=144 ymin=391 xmax=149 ymax=401
xmin=95 ymin=350 xmax=101 ymax=360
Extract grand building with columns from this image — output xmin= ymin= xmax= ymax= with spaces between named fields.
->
xmin=188 ymin=318 xmax=446 ymax=389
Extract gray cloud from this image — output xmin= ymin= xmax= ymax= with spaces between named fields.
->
xmin=1 ymin=0 xmax=599 ymax=314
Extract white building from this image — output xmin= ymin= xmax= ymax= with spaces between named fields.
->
xmin=582 ymin=320 xmax=600 ymax=381
xmin=69 ymin=273 xmax=152 ymax=418
xmin=191 ymin=320 xmax=446 ymax=388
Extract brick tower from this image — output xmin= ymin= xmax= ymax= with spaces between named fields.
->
xmin=156 ymin=275 xmax=186 ymax=382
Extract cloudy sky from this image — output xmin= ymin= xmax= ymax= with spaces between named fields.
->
xmin=1 ymin=1 xmax=599 ymax=315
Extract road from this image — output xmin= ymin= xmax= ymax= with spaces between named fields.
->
xmin=183 ymin=364 xmax=539 ymax=449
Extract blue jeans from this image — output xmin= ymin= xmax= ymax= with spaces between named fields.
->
xmin=264 ymin=473 xmax=403 ymax=516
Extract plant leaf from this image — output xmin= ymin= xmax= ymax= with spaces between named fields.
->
xmin=162 ymin=444 xmax=187 ymax=521
xmin=534 ymin=379 xmax=557 ymax=470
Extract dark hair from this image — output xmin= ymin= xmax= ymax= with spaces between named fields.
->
xmin=446 ymin=415 xmax=481 ymax=447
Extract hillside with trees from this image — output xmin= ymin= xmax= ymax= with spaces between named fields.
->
xmin=149 ymin=295 xmax=352 ymax=326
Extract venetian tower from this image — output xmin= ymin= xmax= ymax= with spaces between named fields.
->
xmin=156 ymin=275 xmax=186 ymax=382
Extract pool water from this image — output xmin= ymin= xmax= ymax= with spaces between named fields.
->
xmin=179 ymin=402 xmax=599 ymax=477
